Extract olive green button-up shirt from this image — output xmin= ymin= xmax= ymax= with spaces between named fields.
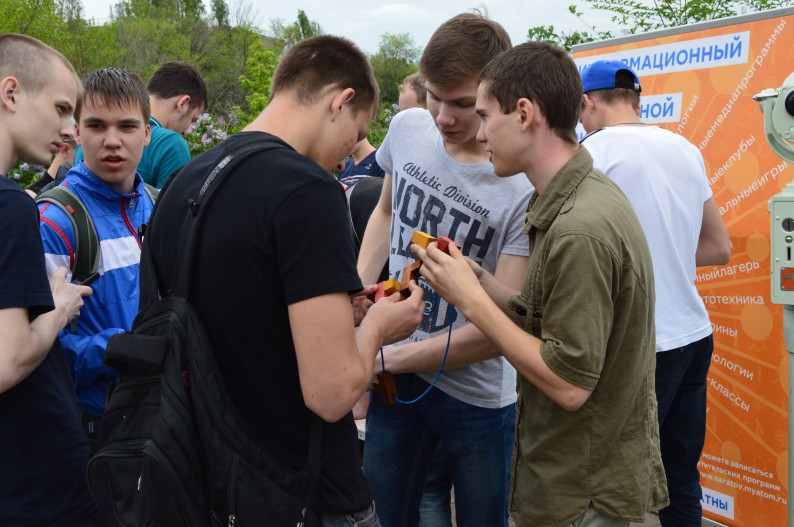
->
xmin=507 ymin=148 xmax=668 ymax=526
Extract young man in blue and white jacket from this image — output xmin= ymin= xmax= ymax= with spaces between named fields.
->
xmin=39 ymin=67 xmax=153 ymax=446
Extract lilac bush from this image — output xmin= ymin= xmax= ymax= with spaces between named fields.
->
xmin=184 ymin=108 xmax=245 ymax=156
xmin=7 ymin=162 xmax=45 ymax=188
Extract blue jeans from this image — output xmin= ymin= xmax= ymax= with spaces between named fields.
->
xmin=363 ymin=374 xmax=515 ymax=527
xmin=417 ymin=445 xmax=452 ymax=527
xmin=655 ymin=334 xmax=714 ymax=527
xmin=323 ymin=502 xmax=381 ymax=527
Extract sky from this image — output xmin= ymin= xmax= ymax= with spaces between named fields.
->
xmin=78 ymin=0 xmax=621 ymax=55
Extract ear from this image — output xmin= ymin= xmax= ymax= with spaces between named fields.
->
xmin=0 ymin=76 xmax=20 ymax=111
xmin=516 ymin=98 xmax=534 ymax=131
xmin=143 ymin=123 xmax=152 ymax=147
xmin=330 ymin=88 xmax=356 ymax=120
xmin=176 ymin=95 xmax=191 ymax=113
xmin=75 ymin=121 xmax=82 ymax=146
xmin=582 ymin=93 xmax=596 ymax=113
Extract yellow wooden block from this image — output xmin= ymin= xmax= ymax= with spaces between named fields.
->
xmin=383 ymin=278 xmax=402 ymax=296
xmin=411 ymin=231 xmax=437 ymax=249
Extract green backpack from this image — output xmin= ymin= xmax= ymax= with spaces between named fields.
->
xmin=36 ymin=184 xmax=159 ymax=279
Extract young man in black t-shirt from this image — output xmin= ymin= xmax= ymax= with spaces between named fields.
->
xmin=148 ymin=36 xmax=425 ymax=525
xmin=0 ymin=34 xmax=96 ymax=526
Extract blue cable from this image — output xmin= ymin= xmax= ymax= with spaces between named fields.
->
xmin=379 ymin=293 xmax=456 ymax=405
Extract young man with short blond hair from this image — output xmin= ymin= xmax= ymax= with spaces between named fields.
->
xmin=0 ymin=33 xmax=96 ymax=526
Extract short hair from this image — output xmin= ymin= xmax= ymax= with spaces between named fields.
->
xmin=586 ymin=70 xmax=641 ymax=111
xmin=400 ymin=73 xmax=427 ymax=107
xmin=147 ymin=61 xmax=208 ymax=111
xmin=0 ymin=34 xmax=79 ymax=96
xmin=271 ymin=35 xmax=378 ymax=115
xmin=480 ymin=41 xmax=581 ymax=144
xmin=75 ymin=67 xmax=151 ymax=122
xmin=420 ymin=13 xmax=511 ymax=87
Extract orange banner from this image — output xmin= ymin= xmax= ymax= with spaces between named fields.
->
xmin=574 ymin=8 xmax=794 ymax=525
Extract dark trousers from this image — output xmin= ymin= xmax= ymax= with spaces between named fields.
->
xmin=655 ymin=334 xmax=714 ymax=527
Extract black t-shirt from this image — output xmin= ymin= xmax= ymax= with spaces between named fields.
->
xmin=0 ymin=177 xmax=95 ymax=526
xmin=149 ymin=132 xmax=371 ymax=513
xmin=346 ymin=176 xmax=389 ymax=282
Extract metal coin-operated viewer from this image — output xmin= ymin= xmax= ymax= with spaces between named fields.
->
xmin=756 ymin=71 xmax=794 ymax=527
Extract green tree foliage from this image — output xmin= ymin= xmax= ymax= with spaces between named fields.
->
xmin=121 ymin=0 xmax=203 ymax=20
xmin=0 ymin=0 xmax=66 ymax=39
xmin=526 ymin=5 xmax=612 ymax=52
xmin=267 ymin=9 xmax=323 ymax=52
xmin=200 ymin=25 xmax=264 ymax=114
xmin=238 ymin=47 xmax=279 ymax=116
xmin=0 ymin=0 xmax=117 ymax=75
xmin=370 ymin=32 xmax=421 ymax=104
xmin=586 ymin=0 xmax=786 ymax=34
xmin=368 ymin=102 xmax=398 ymax=147
xmin=236 ymin=9 xmax=324 ymax=120
xmin=62 ymin=23 xmax=120 ymax=76
xmin=210 ymin=0 xmax=229 ymax=28
xmin=528 ymin=0 xmax=790 ymax=51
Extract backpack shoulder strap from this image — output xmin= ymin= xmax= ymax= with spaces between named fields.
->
xmin=36 ymin=186 xmax=100 ymax=279
xmin=139 ymin=135 xmax=285 ymax=305
xmin=143 ymin=183 xmax=160 ymax=203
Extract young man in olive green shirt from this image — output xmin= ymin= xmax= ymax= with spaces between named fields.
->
xmin=413 ymin=42 xmax=668 ymax=527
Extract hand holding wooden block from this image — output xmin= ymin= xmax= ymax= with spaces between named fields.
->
xmin=410 ymin=231 xmax=436 ymax=249
xmin=369 ymin=231 xmax=457 ymax=302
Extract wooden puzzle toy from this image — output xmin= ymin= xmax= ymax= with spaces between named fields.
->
xmin=369 ymin=231 xmax=457 ymax=403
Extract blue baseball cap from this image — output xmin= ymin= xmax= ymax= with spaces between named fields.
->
xmin=581 ymin=60 xmax=642 ymax=94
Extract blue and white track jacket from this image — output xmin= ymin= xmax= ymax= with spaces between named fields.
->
xmin=39 ymin=162 xmax=154 ymax=416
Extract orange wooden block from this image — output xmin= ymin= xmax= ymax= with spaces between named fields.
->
xmin=372 ymin=371 xmax=398 ymax=405
xmin=368 ymin=278 xmax=403 ymax=302
xmin=399 ymin=260 xmax=422 ymax=294
xmin=411 ymin=231 xmax=436 ymax=249
xmin=382 ymin=278 xmax=402 ymax=298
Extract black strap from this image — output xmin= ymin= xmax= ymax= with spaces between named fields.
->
xmin=139 ymin=137 xmax=283 ymax=306
xmin=579 ymin=126 xmax=607 ymax=144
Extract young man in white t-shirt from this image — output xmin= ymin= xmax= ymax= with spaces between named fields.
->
xmin=579 ymin=60 xmax=731 ymax=527
xmin=357 ymin=13 xmax=534 ymax=527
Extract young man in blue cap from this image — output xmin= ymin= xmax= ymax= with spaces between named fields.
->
xmin=579 ymin=60 xmax=731 ymax=527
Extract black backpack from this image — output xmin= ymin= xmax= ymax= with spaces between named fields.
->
xmin=86 ymin=134 xmax=323 ymax=527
